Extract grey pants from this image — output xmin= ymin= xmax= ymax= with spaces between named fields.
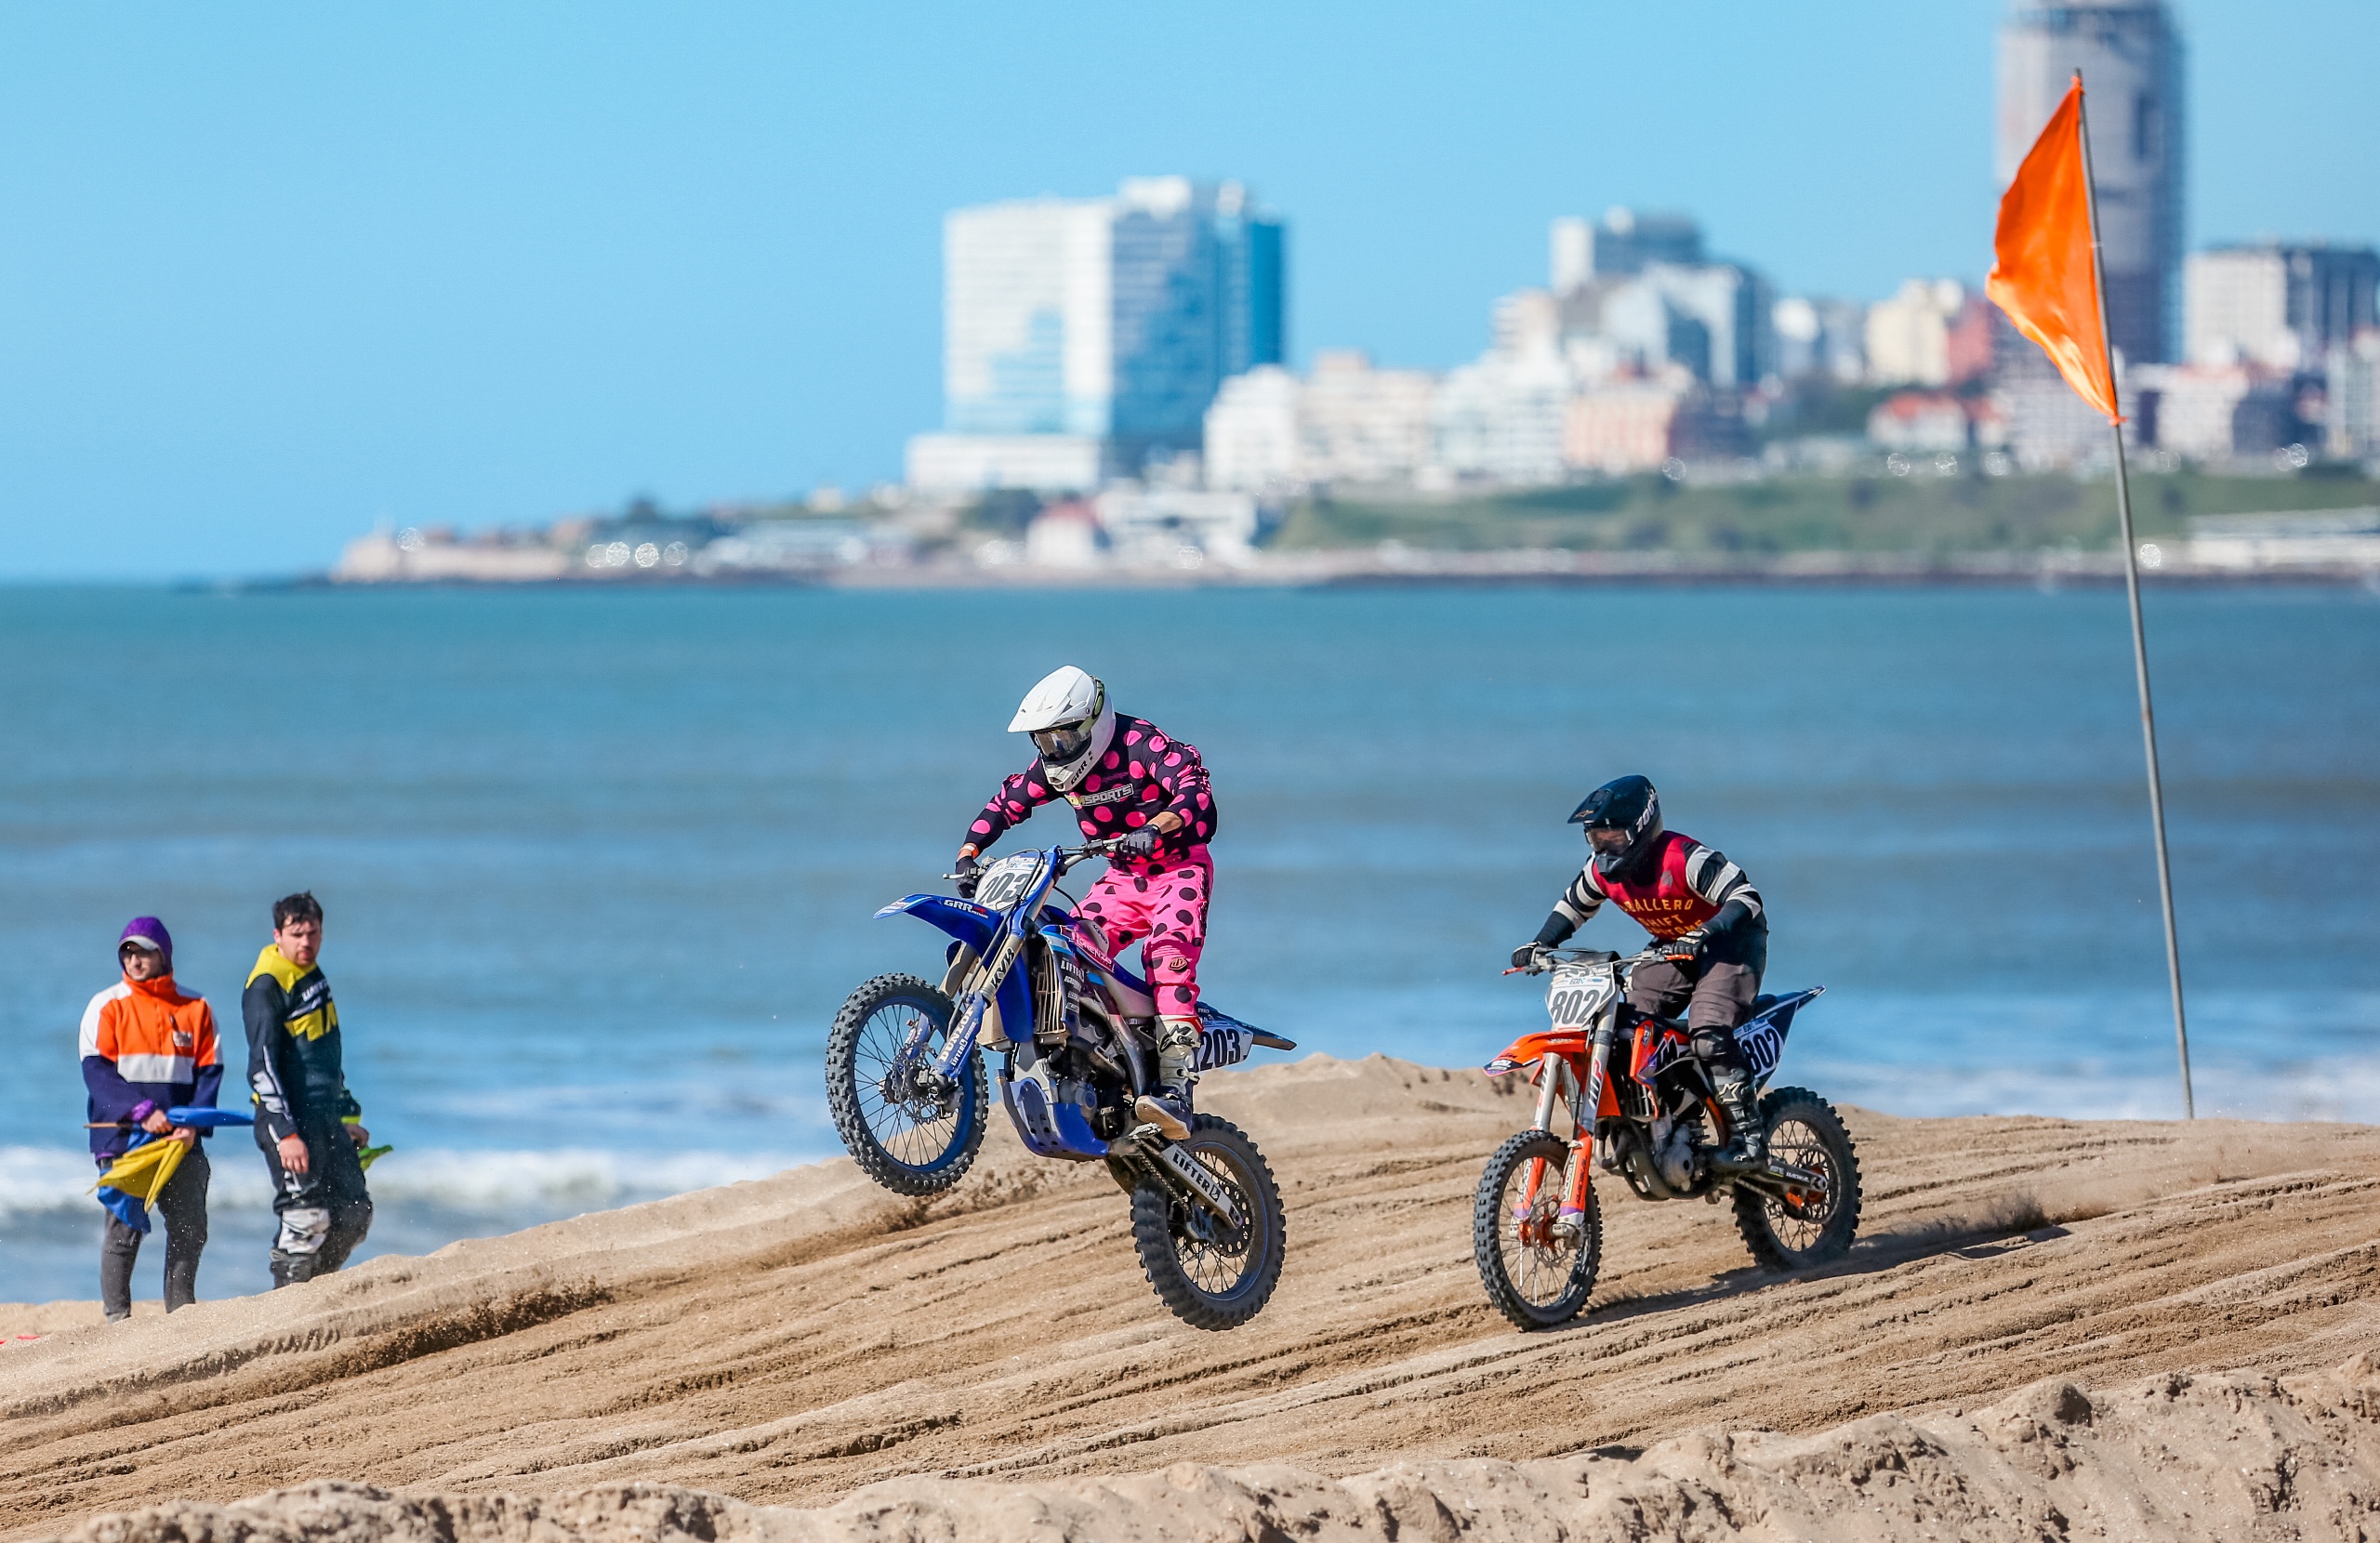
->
xmin=1628 ymin=956 xmax=1764 ymax=1077
xmin=99 ymin=1141 xmax=210 ymax=1320
xmin=258 ymin=1121 xmax=374 ymax=1287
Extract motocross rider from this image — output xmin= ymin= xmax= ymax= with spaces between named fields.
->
xmin=956 ymin=666 xmax=1219 ymax=1142
xmin=1514 ymin=774 xmax=1771 ymax=1167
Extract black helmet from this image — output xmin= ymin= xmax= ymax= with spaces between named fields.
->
xmin=1569 ymin=774 xmax=1663 ymax=877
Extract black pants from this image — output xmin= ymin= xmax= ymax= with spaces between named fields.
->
xmin=99 ymin=1141 xmax=210 ymax=1320
xmin=1629 ymin=933 xmax=1766 ymax=1078
xmin=258 ymin=1120 xmax=374 ymax=1287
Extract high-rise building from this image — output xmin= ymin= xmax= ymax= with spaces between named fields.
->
xmin=1772 ymin=296 xmax=1868 ymax=383
xmin=1596 ymin=263 xmax=1775 ymax=390
xmin=1540 ymin=210 xmax=1770 ymax=391
xmin=912 ymin=178 xmax=1286 ymax=491
xmin=2186 ymin=243 xmax=2380 ymax=370
xmin=1997 ymin=3 xmax=2184 ymax=365
xmin=1550 ymin=209 xmax=1704 ymax=292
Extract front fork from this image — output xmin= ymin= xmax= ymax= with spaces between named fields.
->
xmin=1512 ymin=1032 xmax=1606 ymax=1242
xmin=1511 ymin=1029 xmax=1611 ymax=1242
xmin=901 ymin=930 xmax=1022 ymax=1087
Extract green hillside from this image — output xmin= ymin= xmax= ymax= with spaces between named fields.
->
xmin=1268 ymin=470 xmax=2380 ymax=555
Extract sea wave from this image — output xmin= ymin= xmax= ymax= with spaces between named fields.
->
xmin=0 ymin=1143 xmax=828 ymax=1223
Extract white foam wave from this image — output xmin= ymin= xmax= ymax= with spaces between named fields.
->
xmin=0 ymin=1143 xmax=827 ymax=1223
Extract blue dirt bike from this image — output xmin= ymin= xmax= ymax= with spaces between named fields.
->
xmin=825 ymin=837 xmax=1295 ymax=1330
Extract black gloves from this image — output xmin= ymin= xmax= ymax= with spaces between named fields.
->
xmin=1654 ymin=930 xmax=1706 ymax=962
xmin=1510 ymin=943 xmax=1553 ymax=972
xmin=1116 ymin=826 xmax=1161 ymax=860
xmin=953 ymin=851 xmax=981 ymax=900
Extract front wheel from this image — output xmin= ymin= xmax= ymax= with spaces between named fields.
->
xmin=1733 ymin=1087 xmax=1862 ymax=1271
xmin=1130 ymin=1115 xmax=1286 ymax=1331
xmin=825 ymin=973 xmax=987 ymax=1196
xmin=1474 ymin=1129 xmax=1602 ymax=1329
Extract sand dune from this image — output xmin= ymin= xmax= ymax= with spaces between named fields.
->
xmin=8 ymin=1055 xmax=2380 ymax=1541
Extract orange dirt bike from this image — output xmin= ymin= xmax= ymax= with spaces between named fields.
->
xmin=1473 ymin=944 xmax=1861 ymax=1329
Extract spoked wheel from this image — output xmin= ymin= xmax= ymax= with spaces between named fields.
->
xmin=1130 ymin=1114 xmax=1285 ymax=1331
xmin=825 ymin=973 xmax=986 ymax=1196
xmin=1474 ymin=1129 xmax=1602 ymax=1330
xmin=1733 ymin=1086 xmax=1862 ymax=1271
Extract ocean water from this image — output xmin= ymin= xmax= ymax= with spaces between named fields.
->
xmin=2 ymin=583 xmax=2374 ymax=1304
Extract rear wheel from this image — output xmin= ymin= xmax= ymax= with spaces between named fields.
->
xmin=825 ymin=973 xmax=986 ymax=1196
xmin=1473 ymin=1129 xmax=1601 ymax=1330
xmin=1732 ymin=1087 xmax=1861 ymax=1271
xmin=1130 ymin=1114 xmax=1285 ymax=1331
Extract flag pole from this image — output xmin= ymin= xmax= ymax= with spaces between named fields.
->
xmin=2073 ymin=71 xmax=2194 ymax=1118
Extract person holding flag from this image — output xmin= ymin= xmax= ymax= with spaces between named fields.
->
xmin=79 ymin=917 xmax=219 ymax=1322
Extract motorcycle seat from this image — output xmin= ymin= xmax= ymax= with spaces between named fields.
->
xmin=1102 ymin=959 xmax=1160 ymax=1018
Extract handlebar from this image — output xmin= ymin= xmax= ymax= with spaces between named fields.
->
xmin=1502 ymin=943 xmax=1677 ymax=977
xmin=944 ymin=837 xmax=1126 ymax=885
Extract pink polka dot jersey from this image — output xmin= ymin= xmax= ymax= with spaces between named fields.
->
xmin=964 ymin=715 xmax=1219 ymax=1015
xmin=963 ymin=715 xmax=1218 ymax=863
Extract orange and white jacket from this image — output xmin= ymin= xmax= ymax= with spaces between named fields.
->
xmin=80 ymin=974 xmax=222 ymax=1159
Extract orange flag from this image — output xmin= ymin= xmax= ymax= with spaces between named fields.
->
xmin=1987 ymin=77 xmax=2122 ymax=422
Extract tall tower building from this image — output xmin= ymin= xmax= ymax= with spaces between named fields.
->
xmin=1997 ymin=3 xmax=2184 ymax=365
xmin=915 ymin=178 xmax=1287 ymax=489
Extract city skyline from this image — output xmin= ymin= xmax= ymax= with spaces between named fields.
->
xmin=4 ymin=2 xmax=2377 ymax=576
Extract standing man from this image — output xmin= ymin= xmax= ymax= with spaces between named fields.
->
xmin=81 ymin=917 xmax=219 ymax=1321
xmin=245 ymin=892 xmax=374 ymax=1286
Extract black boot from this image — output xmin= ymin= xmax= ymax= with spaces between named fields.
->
xmin=1133 ymin=1086 xmax=1194 ymax=1142
xmin=1712 ymin=1073 xmax=1766 ymax=1169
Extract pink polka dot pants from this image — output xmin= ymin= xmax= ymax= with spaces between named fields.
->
xmin=1076 ymin=846 xmax=1213 ymax=1015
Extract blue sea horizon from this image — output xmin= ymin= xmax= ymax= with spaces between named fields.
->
xmin=3 ymin=582 xmax=2374 ymax=1303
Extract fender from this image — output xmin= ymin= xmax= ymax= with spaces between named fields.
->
xmin=876 ymin=893 xmax=1034 ymax=1044
xmin=1735 ymin=985 xmax=1823 ymax=1088
xmin=1484 ymin=1028 xmax=1593 ymax=1075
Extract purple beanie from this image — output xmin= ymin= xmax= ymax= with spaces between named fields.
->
xmin=118 ymin=917 xmax=173 ymax=971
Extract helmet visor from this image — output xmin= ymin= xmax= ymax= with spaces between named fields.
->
xmin=1031 ymin=721 xmax=1093 ymax=764
xmin=1587 ymin=826 xmax=1633 ymax=854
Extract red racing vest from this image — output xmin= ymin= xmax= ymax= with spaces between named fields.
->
xmin=1594 ymin=831 xmax=1722 ymax=940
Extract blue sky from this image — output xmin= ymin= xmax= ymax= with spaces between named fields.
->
xmin=3 ymin=2 xmax=2372 ymax=578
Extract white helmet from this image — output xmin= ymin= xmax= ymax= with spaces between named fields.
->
xmin=1008 ymin=666 xmax=1117 ymax=792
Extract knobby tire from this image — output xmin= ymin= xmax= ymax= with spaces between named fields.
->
xmin=825 ymin=973 xmax=987 ymax=1197
xmin=1732 ymin=1086 xmax=1862 ymax=1272
xmin=1130 ymin=1114 xmax=1285 ymax=1331
xmin=1474 ymin=1128 xmax=1602 ymax=1330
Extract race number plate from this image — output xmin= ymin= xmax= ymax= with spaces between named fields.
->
xmin=972 ymin=853 xmax=1043 ymax=912
xmin=1545 ymin=962 xmax=1616 ymax=1031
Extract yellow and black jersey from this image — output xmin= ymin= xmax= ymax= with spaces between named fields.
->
xmin=244 ymin=944 xmax=360 ymax=1141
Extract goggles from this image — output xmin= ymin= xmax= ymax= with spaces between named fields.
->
xmin=1031 ymin=721 xmax=1093 ymax=763
xmin=1587 ymin=826 xmax=1634 ymax=853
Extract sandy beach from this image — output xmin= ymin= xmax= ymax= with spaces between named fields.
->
xmin=9 ymin=1054 xmax=2379 ymax=1540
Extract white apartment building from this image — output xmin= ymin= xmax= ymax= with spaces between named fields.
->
xmin=1433 ymin=349 xmax=1573 ymax=484
xmin=906 ymin=433 xmax=1116 ymax=494
xmin=1202 ymin=351 xmax=1439 ymax=491
xmin=2188 ymin=243 xmax=2380 ymax=370
xmin=1302 ymin=350 xmax=1437 ymax=484
xmin=2328 ymin=335 xmax=2380 ymax=458
xmin=1203 ymin=367 xmax=1300 ymax=492
xmin=2127 ymin=363 xmax=2262 ymax=462
xmin=1865 ymin=280 xmax=1965 ymax=386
